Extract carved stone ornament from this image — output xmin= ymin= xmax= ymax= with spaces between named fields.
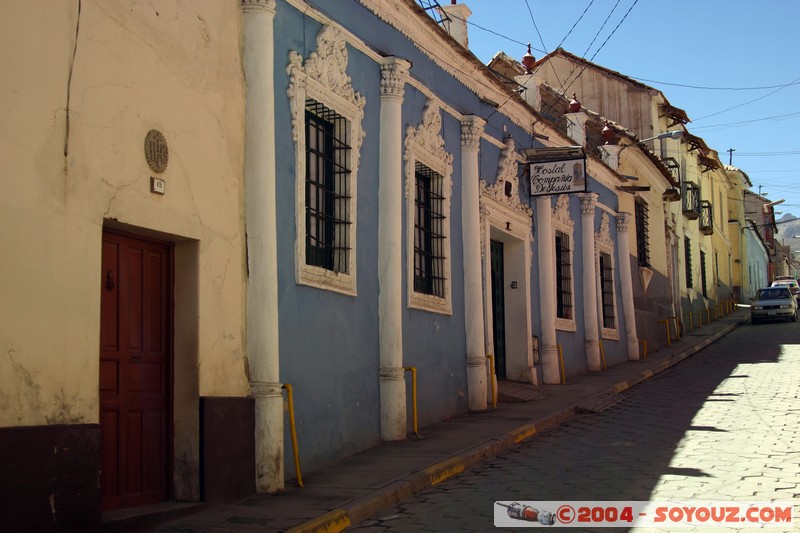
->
xmin=404 ymin=100 xmax=453 ymax=200
xmin=595 ymin=212 xmax=613 ymax=248
xmin=286 ymin=24 xmax=365 ymax=296
xmin=144 ymin=130 xmax=168 ymax=173
xmin=552 ymin=194 xmax=574 ymax=228
xmin=460 ymin=116 xmax=484 ymax=149
xmin=404 ymin=99 xmax=453 ymax=314
xmin=380 ymin=61 xmax=409 ymax=99
xmin=479 ymin=136 xmax=531 ymax=216
xmin=287 ymin=24 xmax=366 ymax=154
xmin=616 ymin=212 xmax=631 ymax=233
xmin=578 ymin=192 xmax=597 ymax=216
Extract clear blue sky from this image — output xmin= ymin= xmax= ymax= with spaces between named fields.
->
xmin=462 ymin=0 xmax=800 ymax=219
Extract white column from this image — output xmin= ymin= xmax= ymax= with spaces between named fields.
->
xmin=579 ymin=193 xmax=601 ymax=371
xmin=378 ymin=58 xmax=410 ymax=441
xmin=616 ymin=213 xmax=640 ymax=359
xmin=536 ymin=197 xmax=560 ymax=383
xmin=242 ymin=0 xmax=282 ymax=492
xmin=461 ymin=116 xmax=487 ymax=411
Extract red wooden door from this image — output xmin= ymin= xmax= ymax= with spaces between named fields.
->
xmin=100 ymin=230 xmax=172 ymax=511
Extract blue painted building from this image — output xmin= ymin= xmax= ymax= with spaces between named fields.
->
xmin=240 ymin=0 xmax=642 ymax=491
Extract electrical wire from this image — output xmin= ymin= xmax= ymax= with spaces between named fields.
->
xmin=523 ymin=0 xmax=548 ymax=55
xmin=626 ymin=77 xmax=800 ymax=91
xmin=693 ymin=75 xmax=800 ymax=121
xmin=554 ymin=0 xmax=596 ymax=51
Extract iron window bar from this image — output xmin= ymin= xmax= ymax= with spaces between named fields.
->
xmin=305 ymin=99 xmax=352 ymax=273
xmin=684 ymin=237 xmax=693 ymax=289
xmin=599 ymin=252 xmax=615 ymax=329
xmin=682 ymin=182 xmax=701 ymax=220
xmin=414 ymin=162 xmax=447 ymax=298
xmin=700 ymin=250 xmax=708 ymax=297
xmin=635 ymin=201 xmax=650 ymax=267
xmin=555 ymin=231 xmax=572 ymax=320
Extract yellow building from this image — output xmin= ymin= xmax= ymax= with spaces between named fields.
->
xmin=0 ymin=2 xmax=249 ymax=528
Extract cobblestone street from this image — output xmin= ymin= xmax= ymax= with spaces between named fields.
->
xmin=353 ymin=321 xmax=800 ymax=532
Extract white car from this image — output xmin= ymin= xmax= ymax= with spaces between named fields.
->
xmin=751 ymin=287 xmax=798 ymax=324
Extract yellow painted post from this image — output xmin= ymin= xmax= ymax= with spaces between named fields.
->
xmin=282 ymin=384 xmax=303 ymax=487
xmin=485 ymin=354 xmax=497 ymax=409
xmin=556 ymin=344 xmax=566 ymax=384
xmin=639 ymin=339 xmax=648 ymax=359
xmin=598 ymin=340 xmax=607 ymax=371
xmin=403 ymin=366 xmax=418 ymax=435
xmin=657 ymin=319 xmax=671 ymax=347
xmin=684 ymin=312 xmax=693 ymax=332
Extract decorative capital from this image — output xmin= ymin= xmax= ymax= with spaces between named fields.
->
xmin=616 ymin=212 xmax=631 ymax=233
xmin=578 ymin=192 xmax=598 ymax=215
xmin=241 ymin=0 xmax=275 ymax=14
xmin=460 ymin=116 xmax=485 ymax=149
xmin=380 ymin=59 xmax=410 ymax=99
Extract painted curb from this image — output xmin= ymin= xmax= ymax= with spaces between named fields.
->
xmin=290 ymin=314 xmax=749 ymax=532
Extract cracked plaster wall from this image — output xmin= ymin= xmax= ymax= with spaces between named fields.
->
xmin=0 ymin=0 xmax=248 ymax=429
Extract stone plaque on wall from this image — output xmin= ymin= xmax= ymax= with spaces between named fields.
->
xmin=144 ymin=130 xmax=169 ymax=173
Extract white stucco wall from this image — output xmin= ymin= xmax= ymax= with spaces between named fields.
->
xmin=0 ymin=0 xmax=248 ymax=428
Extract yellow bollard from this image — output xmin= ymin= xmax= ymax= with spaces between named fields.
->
xmin=556 ymin=344 xmax=566 ymax=384
xmin=282 ymin=384 xmax=303 ymax=487
xmin=598 ymin=340 xmax=607 ymax=371
xmin=403 ymin=367 xmax=419 ymax=436
xmin=684 ymin=312 xmax=693 ymax=332
xmin=639 ymin=339 xmax=648 ymax=359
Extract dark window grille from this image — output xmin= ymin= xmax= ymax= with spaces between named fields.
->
xmin=555 ymin=230 xmax=572 ymax=319
xmin=414 ymin=162 xmax=446 ymax=297
xmin=635 ymin=201 xmax=650 ymax=267
xmin=305 ymin=99 xmax=352 ymax=273
xmin=700 ymin=250 xmax=708 ymax=297
xmin=682 ymin=182 xmax=701 ymax=219
xmin=684 ymin=237 xmax=693 ymax=288
xmin=599 ymin=252 xmax=615 ymax=329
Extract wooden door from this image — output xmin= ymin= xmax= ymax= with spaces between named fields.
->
xmin=100 ymin=230 xmax=172 ymax=511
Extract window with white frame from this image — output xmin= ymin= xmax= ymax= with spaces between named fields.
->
xmin=594 ymin=212 xmax=618 ymax=340
xmin=305 ymin=100 xmax=352 ymax=273
xmin=555 ymin=230 xmax=573 ymax=320
xmin=287 ymin=25 xmax=365 ymax=295
xmin=413 ymin=162 xmax=447 ymax=298
xmin=552 ymin=195 xmax=575 ymax=329
xmin=599 ymin=251 xmax=615 ymax=329
xmin=405 ymin=100 xmax=453 ymax=314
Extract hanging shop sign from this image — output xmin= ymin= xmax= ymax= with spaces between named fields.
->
xmin=524 ymin=146 xmax=587 ymax=197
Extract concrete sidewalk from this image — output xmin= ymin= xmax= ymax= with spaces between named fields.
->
xmin=149 ymin=308 xmax=749 ymax=533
